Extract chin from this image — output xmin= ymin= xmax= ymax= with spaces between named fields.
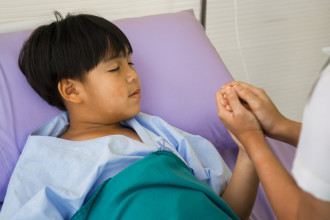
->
xmin=128 ymin=105 xmax=141 ymax=118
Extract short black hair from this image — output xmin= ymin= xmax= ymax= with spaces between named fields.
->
xmin=18 ymin=12 xmax=133 ymax=110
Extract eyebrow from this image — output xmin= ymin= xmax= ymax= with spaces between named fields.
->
xmin=103 ymin=55 xmax=121 ymax=63
xmin=103 ymin=52 xmax=131 ymax=63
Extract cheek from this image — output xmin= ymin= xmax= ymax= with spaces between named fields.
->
xmin=111 ymin=84 xmax=128 ymax=101
xmin=114 ymin=85 xmax=126 ymax=95
xmin=100 ymin=84 xmax=128 ymax=104
xmin=85 ymin=77 xmax=128 ymax=105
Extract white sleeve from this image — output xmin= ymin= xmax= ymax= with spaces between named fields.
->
xmin=292 ymin=65 xmax=330 ymax=201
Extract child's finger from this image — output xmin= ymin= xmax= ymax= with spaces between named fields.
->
xmin=221 ymin=97 xmax=229 ymax=106
xmin=216 ymin=91 xmax=233 ymax=116
xmin=219 ymin=88 xmax=230 ymax=103
xmin=226 ymin=105 xmax=232 ymax=111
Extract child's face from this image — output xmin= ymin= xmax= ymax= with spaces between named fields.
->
xmin=79 ymin=52 xmax=141 ymax=124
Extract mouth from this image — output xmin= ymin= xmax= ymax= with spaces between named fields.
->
xmin=129 ymin=89 xmax=141 ymax=98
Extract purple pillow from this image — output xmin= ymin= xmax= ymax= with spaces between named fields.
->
xmin=0 ymin=10 xmax=236 ymax=203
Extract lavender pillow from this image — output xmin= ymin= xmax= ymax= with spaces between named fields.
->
xmin=0 ymin=10 xmax=236 ymax=203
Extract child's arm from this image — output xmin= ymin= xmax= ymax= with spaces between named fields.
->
xmin=221 ymin=81 xmax=301 ymax=147
xmin=216 ymin=87 xmax=301 ymax=220
xmin=220 ymin=148 xmax=259 ymax=220
xmin=216 ymin=90 xmax=260 ymax=219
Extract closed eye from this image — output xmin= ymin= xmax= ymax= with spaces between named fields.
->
xmin=109 ymin=67 xmax=120 ymax=72
xmin=108 ymin=62 xmax=134 ymax=72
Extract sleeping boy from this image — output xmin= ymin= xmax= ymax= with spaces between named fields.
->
xmin=0 ymin=12 xmax=259 ymax=220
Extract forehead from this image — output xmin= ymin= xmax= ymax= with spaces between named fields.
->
xmin=102 ymin=49 xmax=131 ymax=63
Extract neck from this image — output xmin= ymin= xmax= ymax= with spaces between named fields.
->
xmin=61 ymin=112 xmax=126 ymax=141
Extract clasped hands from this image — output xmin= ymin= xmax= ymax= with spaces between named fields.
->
xmin=216 ymin=81 xmax=287 ymax=150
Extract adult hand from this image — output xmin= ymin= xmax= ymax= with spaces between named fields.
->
xmin=216 ymin=86 xmax=264 ymax=146
xmin=220 ymin=81 xmax=287 ymax=139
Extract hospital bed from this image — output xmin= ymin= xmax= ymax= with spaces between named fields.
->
xmin=0 ymin=9 xmax=296 ymax=219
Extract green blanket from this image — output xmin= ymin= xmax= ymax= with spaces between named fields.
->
xmin=71 ymin=150 xmax=239 ymax=220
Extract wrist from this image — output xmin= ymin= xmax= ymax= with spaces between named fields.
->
xmin=237 ymin=148 xmax=255 ymax=167
xmin=267 ymin=115 xmax=288 ymax=138
xmin=241 ymin=134 xmax=271 ymax=164
xmin=270 ymin=117 xmax=301 ymax=147
xmin=239 ymin=130 xmax=265 ymax=149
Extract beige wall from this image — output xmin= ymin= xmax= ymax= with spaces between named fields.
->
xmin=207 ymin=0 xmax=330 ymax=121
xmin=1 ymin=0 xmax=330 ymax=121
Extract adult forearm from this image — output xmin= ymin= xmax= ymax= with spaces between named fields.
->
xmin=243 ymin=134 xmax=301 ymax=219
xmin=270 ymin=118 xmax=302 ymax=147
xmin=221 ymin=149 xmax=259 ymax=220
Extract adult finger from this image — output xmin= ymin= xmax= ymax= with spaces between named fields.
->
xmin=223 ymin=81 xmax=264 ymax=98
xmin=221 ymin=81 xmax=247 ymax=91
xmin=233 ymin=82 xmax=265 ymax=98
xmin=233 ymin=85 xmax=260 ymax=110
xmin=225 ymin=87 xmax=244 ymax=113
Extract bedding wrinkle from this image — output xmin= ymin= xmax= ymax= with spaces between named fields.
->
xmin=71 ymin=151 xmax=238 ymax=220
xmin=0 ymin=112 xmax=231 ymax=219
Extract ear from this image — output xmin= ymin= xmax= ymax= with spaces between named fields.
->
xmin=58 ymin=79 xmax=83 ymax=105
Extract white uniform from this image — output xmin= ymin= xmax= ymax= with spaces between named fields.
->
xmin=292 ymin=47 xmax=330 ymax=201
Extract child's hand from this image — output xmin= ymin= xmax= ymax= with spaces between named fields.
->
xmin=220 ymin=81 xmax=287 ymax=140
xmin=216 ymin=86 xmax=264 ymax=146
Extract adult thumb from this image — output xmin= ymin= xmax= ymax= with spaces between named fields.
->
xmin=225 ymin=87 xmax=244 ymax=112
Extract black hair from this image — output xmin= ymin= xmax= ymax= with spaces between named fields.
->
xmin=18 ymin=11 xmax=133 ymax=110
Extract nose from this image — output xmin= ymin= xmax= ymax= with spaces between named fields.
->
xmin=126 ymin=64 xmax=139 ymax=83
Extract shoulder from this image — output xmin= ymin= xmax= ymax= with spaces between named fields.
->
xmin=300 ymin=65 xmax=330 ymax=133
xmin=292 ymin=64 xmax=330 ymax=202
xmin=31 ymin=111 xmax=69 ymax=137
xmin=308 ymin=64 xmax=330 ymax=107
